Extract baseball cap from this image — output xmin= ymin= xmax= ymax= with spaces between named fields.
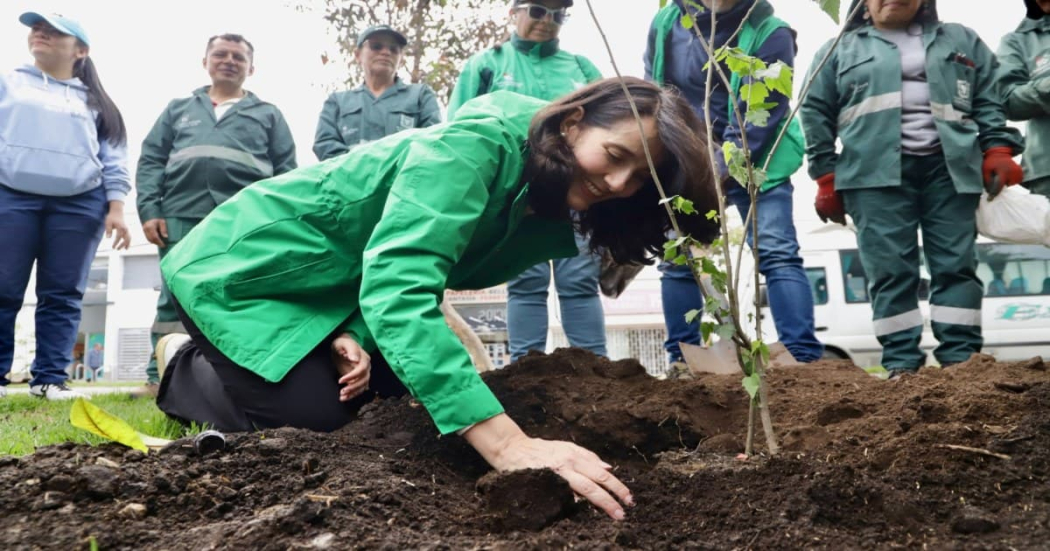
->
xmin=19 ymin=12 xmax=90 ymax=46
xmin=356 ymin=25 xmax=408 ymax=48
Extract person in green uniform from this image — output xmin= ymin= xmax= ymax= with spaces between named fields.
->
xmin=133 ymin=33 xmax=297 ymax=397
xmin=156 ymin=78 xmax=720 ymax=521
xmin=801 ymin=0 xmax=1024 ymax=376
xmin=448 ymin=0 xmax=609 ymax=362
xmin=313 ymin=25 xmax=441 ymax=161
xmin=998 ymin=0 xmax=1050 ymax=197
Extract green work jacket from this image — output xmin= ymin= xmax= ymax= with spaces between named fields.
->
xmin=801 ymin=21 xmax=1023 ymax=193
xmin=161 ymin=92 xmax=578 ymax=435
xmin=136 ymin=87 xmax=297 ymax=221
xmin=312 ymin=78 xmax=442 ymax=161
xmin=446 ymin=34 xmax=602 ymax=118
xmin=997 ymin=15 xmax=1050 ymax=185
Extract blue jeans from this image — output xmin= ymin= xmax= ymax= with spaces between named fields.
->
xmin=507 ymin=231 xmax=607 ymax=360
xmin=0 ymin=185 xmax=106 ymax=387
xmin=660 ymin=263 xmax=704 ymax=363
xmin=661 ymin=182 xmax=823 ymax=363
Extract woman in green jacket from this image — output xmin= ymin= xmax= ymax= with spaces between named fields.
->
xmin=801 ymin=0 xmax=1024 ymax=375
xmin=157 ymin=77 xmax=718 ymax=520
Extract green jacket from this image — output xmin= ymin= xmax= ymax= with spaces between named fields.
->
xmin=136 ymin=87 xmax=297 ymax=221
xmin=997 ymin=15 xmax=1050 ymax=185
xmin=161 ymin=92 xmax=578 ymax=435
xmin=313 ymin=78 xmax=442 ymax=161
xmin=801 ymin=3 xmax=1023 ymax=193
xmin=446 ymin=34 xmax=602 ymax=118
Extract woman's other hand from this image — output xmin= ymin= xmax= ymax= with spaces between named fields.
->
xmin=331 ymin=333 xmax=371 ymax=401
xmin=462 ymin=413 xmax=633 ymax=520
xmin=105 ymin=201 xmax=131 ymax=250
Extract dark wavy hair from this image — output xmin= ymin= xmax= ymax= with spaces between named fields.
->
xmin=523 ymin=77 xmax=719 ymax=265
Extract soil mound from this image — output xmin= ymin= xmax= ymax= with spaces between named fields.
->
xmin=1 ymin=349 xmax=1047 ymax=549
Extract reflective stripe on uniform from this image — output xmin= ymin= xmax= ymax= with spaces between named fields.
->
xmin=929 ymin=102 xmax=972 ymax=124
xmin=873 ymin=308 xmax=923 ymax=337
xmin=838 ymin=92 xmax=901 ymax=127
xmin=167 ymin=145 xmax=274 ymax=177
xmin=930 ymin=305 xmax=981 ymax=326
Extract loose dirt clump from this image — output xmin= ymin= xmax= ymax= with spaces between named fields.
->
xmin=0 ymin=349 xmax=1047 ymax=549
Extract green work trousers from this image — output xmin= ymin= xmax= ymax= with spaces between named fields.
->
xmin=842 ymin=154 xmax=983 ymax=372
xmin=146 ymin=218 xmax=201 ymax=383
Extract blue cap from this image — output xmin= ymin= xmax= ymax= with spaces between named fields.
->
xmin=19 ymin=12 xmax=90 ymax=47
xmin=356 ymin=25 xmax=407 ymax=48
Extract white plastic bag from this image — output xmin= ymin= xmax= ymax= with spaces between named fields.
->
xmin=975 ymin=185 xmax=1050 ymax=246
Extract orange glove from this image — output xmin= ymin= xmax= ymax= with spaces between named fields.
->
xmin=815 ymin=173 xmax=846 ymax=225
xmin=982 ymin=146 xmax=1023 ymax=197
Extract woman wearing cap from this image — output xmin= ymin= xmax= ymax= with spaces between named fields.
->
xmin=312 ymin=25 xmax=442 ymax=161
xmin=998 ymin=0 xmax=1050 ymax=198
xmin=0 ymin=13 xmax=130 ymax=401
xmin=800 ymin=0 xmax=1024 ymax=376
xmin=448 ymin=0 xmax=610 ymax=364
xmin=158 ymin=78 xmax=720 ymax=520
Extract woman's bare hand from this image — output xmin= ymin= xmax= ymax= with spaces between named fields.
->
xmin=462 ymin=413 xmax=633 ymax=520
xmin=331 ymin=333 xmax=371 ymax=401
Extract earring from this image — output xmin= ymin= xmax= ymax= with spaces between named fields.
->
xmin=862 ymin=5 xmax=870 ymax=20
xmin=560 ymin=131 xmax=566 ymax=137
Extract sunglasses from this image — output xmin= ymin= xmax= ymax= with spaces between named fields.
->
xmin=516 ymin=4 xmax=568 ymax=25
xmin=367 ymin=41 xmax=402 ymax=54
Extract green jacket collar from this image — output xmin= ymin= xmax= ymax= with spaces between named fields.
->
xmin=510 ymin=33 xmax=560 ymax=57
xmin=354 ymin=76 xmax=408 ymax=99
xmin=1015 ymin=14 xmax=1050 ymax=33
xmin=192 ymin=86 xmax=259 ymax=112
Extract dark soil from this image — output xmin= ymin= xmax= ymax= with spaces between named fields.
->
xmin=2 ymin=349 xmax=1048 ymax=549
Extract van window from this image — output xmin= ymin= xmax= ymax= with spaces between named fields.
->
xmin=977 ymin=243 xmax=1050 ymax=297
xmin=839 ymin=244 xmax=1050 ymax=303
xmin=806 ymin=268 xmax=829 ymax=305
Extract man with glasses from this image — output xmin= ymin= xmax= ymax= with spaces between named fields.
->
xmin=313 ymin=25 xmax=441 ymax=161
xmin=448 ymin=0 xmax=608 ymax=363
xmin=134 ymin=33 xmax=297 ymax=398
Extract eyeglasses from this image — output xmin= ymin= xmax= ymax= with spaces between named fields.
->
xmin=516 ymin=4 xmax=568 ymax=25
xmin=367 ymin=41 xmax=402 ymax=55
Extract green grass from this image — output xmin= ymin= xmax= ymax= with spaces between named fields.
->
xmin=67 ymin=381 xmax=144 ymax=388
xmin=0 ymin=393 xmax=194 ymax=456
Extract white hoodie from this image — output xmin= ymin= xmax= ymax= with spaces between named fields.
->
xmin=0 ymin=64 xmax=129 ymax=201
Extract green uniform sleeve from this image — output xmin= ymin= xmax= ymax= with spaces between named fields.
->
xmin=135 ymin=103 xmax=175 ymax=222
xmin=417 ymin=85 xmax=443 ymax=127
xmin=268 ymin=109 xmax=298 ymax=174
xmin=800 ymin=41 xmax=840 ymax=180
xmin=313 ymin=93 xmax=348 ymax=161
xmin=577 ymin=54 xmax=604 ymax=83
xmin=997 ymin=33 xmax=1050 ymax=121
xmin=447 ymin=56 xmax=485 ymax=119
xmin=340 ymin=313 xmax=376 ymax=355
xmin=968 ymin=34 xmax=1025 ymax=153
xmin=357 ymin=127 xmax=505 ymax=435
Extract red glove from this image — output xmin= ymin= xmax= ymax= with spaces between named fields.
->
xmin=815 ymin=173 xmax=846 ymax=225
xmin=982 ymin=146 xmax=1023 ymax=197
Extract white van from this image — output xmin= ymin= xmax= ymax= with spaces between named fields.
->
xmin=776 ymin=226 xmax=1050 ymax=367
